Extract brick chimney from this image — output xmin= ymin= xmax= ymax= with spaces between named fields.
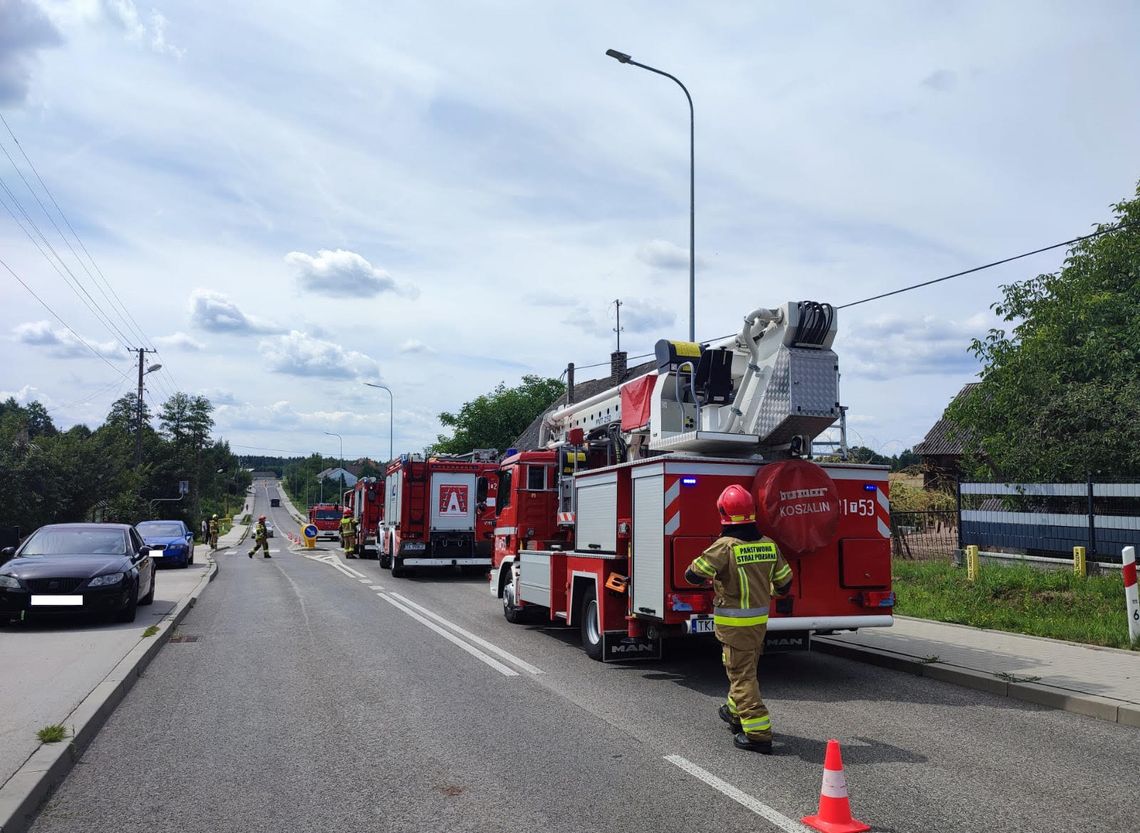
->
xmin=610 ymin=350 xmax=627 ymax=381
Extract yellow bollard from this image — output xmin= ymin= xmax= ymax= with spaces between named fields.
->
xmin=1073 ymin=546 xmax=1086 ymax=577
xmin=966 ymin=545 xmax=980 ymax=583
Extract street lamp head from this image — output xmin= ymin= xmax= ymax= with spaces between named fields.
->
xmin=605 ymin=49 xmax=632 ymax=64
xmin=145 ymin=363 xmax=162 ymax=374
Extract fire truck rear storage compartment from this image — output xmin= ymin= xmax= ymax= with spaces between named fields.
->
xmin=575 ymin=471 xmax=618 ymax=553
xmin=839 ymin=538 xmax=891 ymax=588
xmin=430 ymin=472 xmax=478 ymax=532
xmin=631 ymin=469 xmax=665 ymax=618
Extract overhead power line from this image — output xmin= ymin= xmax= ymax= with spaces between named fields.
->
xmin=0 ymin=255 xmax=128 ymax=375
xmin=565 ymin=220 xmax=1131 ymax=373
xmin=0 ymin=113 xmax=156 ymax=353
xmin=835 ymin=222 xmax=1128 ymax=310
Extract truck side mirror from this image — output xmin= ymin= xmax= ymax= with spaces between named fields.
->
xmin=0 ymin=546 xmax=15 ymax=565
xmin=476 ymin=477 xmax=488 ymax=503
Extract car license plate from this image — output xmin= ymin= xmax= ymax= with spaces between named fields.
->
xmin=687 ymin=617 xmax=714 ymax=634
xmin=31 ymin=595 xmax=83 ymax=606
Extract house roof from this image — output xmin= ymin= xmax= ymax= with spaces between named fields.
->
xmin=512 ymin=359 xmax=657 ymax=451
xmin=914 ymin=383 xmax=980 ymax=456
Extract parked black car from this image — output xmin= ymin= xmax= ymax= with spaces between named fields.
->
xmin=0 ymin=523 xmax=156 ymax=624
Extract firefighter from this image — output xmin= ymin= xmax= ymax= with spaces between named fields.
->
xmin=207 ymin=514 xmax=220 ymax=550
xmin=340 ymin=508 xmax=358 ymax=558
xmin=685 ymin=484 xmax=793 ymax=754
xmin=248 ymin=515 xmax=271 ymax=559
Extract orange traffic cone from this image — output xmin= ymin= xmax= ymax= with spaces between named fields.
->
xmin=802 ymin=739 xmax=870 ymax=833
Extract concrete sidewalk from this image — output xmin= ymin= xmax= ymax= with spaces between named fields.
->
xmin=813 ymin=615 xmax=1140 ymax=726
xmin=0 ymin=526 xmax=247 ymax=833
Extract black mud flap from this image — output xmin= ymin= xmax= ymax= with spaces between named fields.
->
xmin=764 ymin=631 xmax=810 ymax=652
xmin=602 ymin=632 xmax=662 ymax=662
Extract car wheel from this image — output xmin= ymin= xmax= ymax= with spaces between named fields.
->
xmin=580 ymin=585 xmax=603 ymax=661
xmin=115 ymin=585 xmax=139 ymax=623
xmin=391 ymin=556 xmax=406 ymax=578
xmin=139 ymin=569 xmax=156 ymax=605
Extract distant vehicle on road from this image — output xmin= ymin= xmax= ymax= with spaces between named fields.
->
xmin=136 ymin=520 xmax=195 ymax=568
xmin=0 ymin=523 xmax=156 ymax=624
xmin=270 ymin=497 xmax=281 ymax=507
xmin=265 ymin=522 xmax=275 ymax=538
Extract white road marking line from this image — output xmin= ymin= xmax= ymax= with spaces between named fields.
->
xmin=369 ymin=585 xmax=385 ymax=590
xmin=664 ymin=755 xmax=814 ymax=833
xmin=378 ymin=594 xmax=519 ymax=677
xmin=339 ymin=562 xmax=368 ymax=578
xmin=305 ymin=553 xmax=364 ymax=579
xmin=387 ymin=592 xmax=543 ymax=675
xmin=357 ymin=578 xmax=372 ymax=583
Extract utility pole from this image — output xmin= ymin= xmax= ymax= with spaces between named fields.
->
xmin=613 ymin=298 xmax=623 ymax=353
xmin=133 ymin=348 xmax=159 ymax=467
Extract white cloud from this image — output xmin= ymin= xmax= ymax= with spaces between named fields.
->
xmin=399 ymin=339 xmax=435 ymax=355
xmin=188 ymin=290 xmax=282 ymax=335
xmin=257 ymin=331 xmax=379 ymax=380
xmin=0 ymin=0 xmax=62 ymax=104
xmin=286 ymin=248 xmax=414 ymax=297
xmin=839 ymin=312 xmax=989 ymax=381
xmin=154 ymin=331 xmax=205 ymax=351
xmin=637 ymin=239 xmax=697 ymax=271
xmin=0 ymin=384 xmax=47 ymax=405
xmin=97 ymin=0 xmax=184 ymax=57
xmin=13 ymin=321 xmax=121 ymax=359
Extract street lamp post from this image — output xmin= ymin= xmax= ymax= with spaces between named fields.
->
xmin=605 ymin=48 xmax=695 ymax=342
xmin=363 ymin=383 xmax=395 ymax=466
xmin=325 ymin=431 xmax=344 ymax=499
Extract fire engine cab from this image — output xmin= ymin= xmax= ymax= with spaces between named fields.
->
xmin=343 ymin=477 xmax=384 ymax=558
xmin=490 ymin=301 xmax=894 ymax=660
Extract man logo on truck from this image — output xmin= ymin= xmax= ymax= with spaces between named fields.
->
xmin=439 ymin=484 xmax=469 ymax=516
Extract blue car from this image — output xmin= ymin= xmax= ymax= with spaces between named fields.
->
xmin=135 ymin=520 xmax=195 ymax=568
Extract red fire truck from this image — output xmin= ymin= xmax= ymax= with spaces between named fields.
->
xmin=342 ymin=478 xmax=384 ymax=558
xmin=490 ymin=301 xmax=894 ymax=660
xmin=379 ymin=451 xmax=499 ymax=577
xmin=307 ymin=502 xmax=343 ymax=541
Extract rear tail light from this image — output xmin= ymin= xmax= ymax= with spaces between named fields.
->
xmin=858 ymin=591 xmax=895 ymax=608
xmin=669 ymin=593 xmax=710 ymax=613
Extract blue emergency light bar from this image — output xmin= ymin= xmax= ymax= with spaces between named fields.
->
xmin=863 ymin=484 xmax=877 ymax=492
xmin=681 ymin=477 xmax=698 ymax=486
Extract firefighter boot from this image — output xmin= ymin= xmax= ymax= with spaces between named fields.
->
xmin=719 ymin=704 xmax=742 ymax=732
xmin=247 ymin=550 xmax=253 ymax=558
xmin=733 ymin=732 xmax=773 ymax=754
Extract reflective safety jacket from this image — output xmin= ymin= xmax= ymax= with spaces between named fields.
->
xmin=339 ymin=517 xmax=357 ymax=536
xmin=687 ymin=535 xmax=793 ymax=649
xmin=254 ymin=522 xmax=268 ymax=543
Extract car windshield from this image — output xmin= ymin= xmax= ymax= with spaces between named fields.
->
xmin=137 ymin=522 xmax=185 ymax=538
xmin=21 ymin=528 xmax=128 ymax=556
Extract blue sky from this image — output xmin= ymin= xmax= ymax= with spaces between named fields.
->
xmin=1 ymin=1 xmax=1138 ymax=459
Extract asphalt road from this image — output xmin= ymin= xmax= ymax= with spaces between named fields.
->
xmin=29 ymin=481 xmax=1136 ymax=833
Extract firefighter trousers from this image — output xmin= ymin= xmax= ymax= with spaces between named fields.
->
xmin=722 ymin=642 xmax=772 ymax=741
xmin=249 ymin=539 xmax=270 ymax=557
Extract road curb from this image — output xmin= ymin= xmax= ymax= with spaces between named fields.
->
xmin=0 ymin=555 xmax=220 ymax=833
xmin=811 ymin=637 xmax=1137 ymax=726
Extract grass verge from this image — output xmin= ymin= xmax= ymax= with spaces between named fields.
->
xmin=37 ymin=724 xmax=68 ymax=743
xmin=142 ymin=625 xmax=159 ymax=637
xmin=893 ymin=561 xmax=1133 ymax=649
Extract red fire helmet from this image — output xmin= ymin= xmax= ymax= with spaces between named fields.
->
xmin=343 ymin=508 xmax=352 ymax=516
xmin=258 ymin=515 xmax=266 ymax=521
xmin=716 ymin=484 xmax=757 ymax=525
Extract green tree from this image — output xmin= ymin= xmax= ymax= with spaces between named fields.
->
xmin=949 ymin=183 xmax=1140 ymax=480
xmin=432 ymin=375 xmax=564 ymax=454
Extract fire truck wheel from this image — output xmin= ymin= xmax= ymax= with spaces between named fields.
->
xmin=579 ymin=586 xmax=603 ymax=661
xmin=391 ymin=557 xmax=406 ymax=578
xmin=380 ymin=552 xmax=391 ymax=569
xmin=503 ymin=581 xmax=528 ymax=624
